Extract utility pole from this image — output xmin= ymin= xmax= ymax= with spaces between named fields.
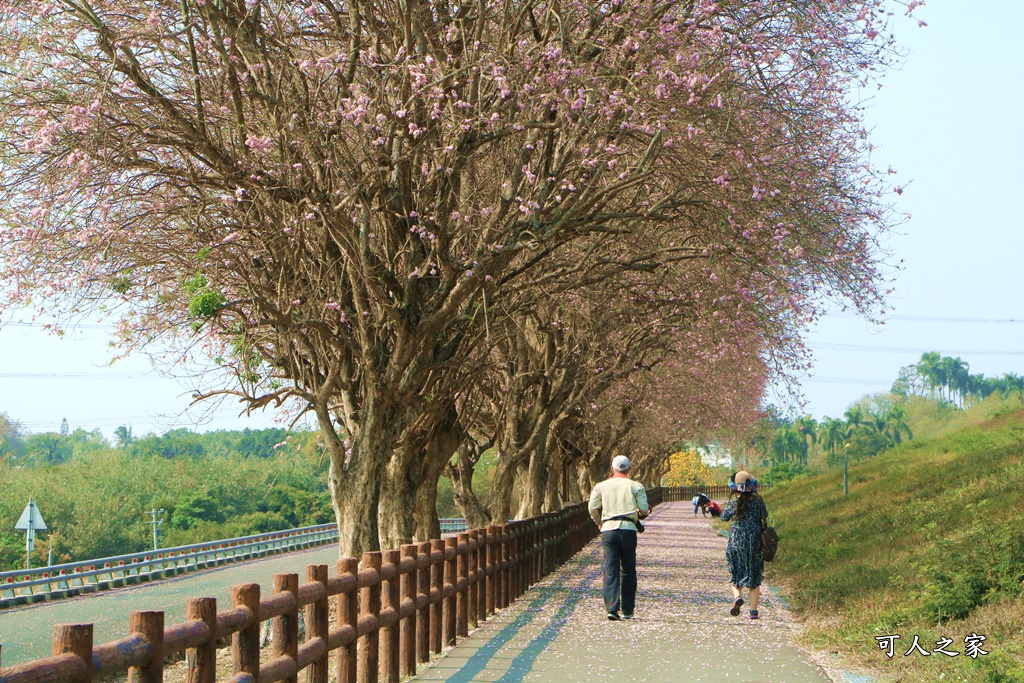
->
xmin=145 ymin=508 xmax=165 ymax=551
xmin=843 ymin=443 xmax=850 ymax=495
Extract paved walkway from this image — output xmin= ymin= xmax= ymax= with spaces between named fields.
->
xmin=411 ymin=501 xmax=835 ymax=683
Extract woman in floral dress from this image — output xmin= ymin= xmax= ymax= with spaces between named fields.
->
xmin=721 ymin=471 xmax=768 ymax=619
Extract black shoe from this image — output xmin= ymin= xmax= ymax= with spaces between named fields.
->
xmin=606 ymin=611 xmax=620 ymax=621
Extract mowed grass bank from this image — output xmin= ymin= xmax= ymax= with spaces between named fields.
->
xmin=763 ymin=407 xmax=1024 ymax=683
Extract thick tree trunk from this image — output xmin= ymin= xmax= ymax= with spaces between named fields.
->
xmin=328 ymin=454 xmax=381 ymax=558
xmin=515 ymin=448 xmax=550 ymax=519
xmin=412 ymin=472 xmax=443 ymax=541
xmin=378 ymin=469 xmax=417 ymax=551
xmin=576 ymin=458 xmax=596 ymax=500
xmin=544 ymin=461 xmax=562 ymax=512
xmin=378 ymin=406 xmax=462 ymax=548
xmin=447 ymin=442 xmax=492 ymax=529
xmin=488 ymin=451 xmax=518 ymax=522
xmin=319 ymin=389 xmax=399 ymax=557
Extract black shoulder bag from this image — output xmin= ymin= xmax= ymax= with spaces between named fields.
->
xmin=761 ymin=518 xmax=778 ymax=561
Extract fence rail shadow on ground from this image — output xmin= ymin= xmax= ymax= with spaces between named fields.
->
xmin=0 ymin=491 xmax=673 ymax=683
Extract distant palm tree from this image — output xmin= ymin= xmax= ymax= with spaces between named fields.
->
xmin=916 ymin=351 xmax=943 ymax=400
xmin=882 ymin=405 xmax=913 ymax=445
xmin=843 ymin=406 xmax=869 ymax=437
xmin=794 ymin=415 xmax=818 ymax=465
xmin=114 ymin=425 xmax=135 ymax=449
xmin=818 ymin=417 xmax=846 ymax=457
xmin=771 ymin=426 xmax=806 ymax=464
xmin=941 ymin=356 xmax=970 ymax=408
xmin=1003 ymin=373 xmax=1024 ymax=401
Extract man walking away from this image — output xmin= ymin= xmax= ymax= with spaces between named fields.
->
xmin=589 ymin=455 xmax=650 ymax=621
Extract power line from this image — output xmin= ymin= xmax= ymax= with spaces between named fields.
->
xmin=1 ymin=321 xmax=115 ymax=330
xmin=827 ymin=313 xmax=1024 ymax=324
xmin=0 ymin=371 xmax=155 ymax=379
xmin=14 ymin=408 xmax=275 ymax=431
xmin=812 ymin=343 xmax=1024 ymax=356
xmin=802 ymin=376 xmax=892 ymax=386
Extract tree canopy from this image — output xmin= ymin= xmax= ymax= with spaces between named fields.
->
xmin=1 ymin=0 xmax=905 ymax=553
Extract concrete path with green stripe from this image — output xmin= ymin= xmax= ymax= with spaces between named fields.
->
xmin=411 ymin=501 xmax=837 ymax=683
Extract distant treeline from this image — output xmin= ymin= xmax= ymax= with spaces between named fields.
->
xmin=0 ymin=419 xmax=333 ymax=571
xmin=893 ymin=352 xmax=1024 ymax=408
xmin=751 ymin=352 xmax=1024 ymax=478
xmin=0 ymin=418 xmax=305 ymax=466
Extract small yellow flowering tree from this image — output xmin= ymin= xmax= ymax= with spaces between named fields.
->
xmin=661 ymin=449 xmax=714 ymax=487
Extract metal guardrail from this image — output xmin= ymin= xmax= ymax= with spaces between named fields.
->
xmin=438 ymin=518 xmax=468 ymax=534
xmin=0 ymin=523 xmax=338 ymax=608
xmin=439 ymin=518 xmax=518 ymax=534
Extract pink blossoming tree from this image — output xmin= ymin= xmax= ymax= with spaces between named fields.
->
xmin=0 ymin=0 xmax=904 ymax=554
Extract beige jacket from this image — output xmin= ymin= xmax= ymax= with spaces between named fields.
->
xmin=588 ymin=476 xmax=650 ymax=532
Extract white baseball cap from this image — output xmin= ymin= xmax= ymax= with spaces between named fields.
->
xmin=612 ymin=455 xmax=631 ymax=472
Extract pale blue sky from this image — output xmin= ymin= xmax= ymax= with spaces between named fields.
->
xmin=1 ymin=2 xmax=1022 ymax=438
xmin=797 ymin=0 xmax=1024 ymax=419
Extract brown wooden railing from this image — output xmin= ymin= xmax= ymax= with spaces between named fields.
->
xmin=0 ymin=501 xmax=604 ymax=683
xmin=656 ymin=484 xmax=769 ymax=502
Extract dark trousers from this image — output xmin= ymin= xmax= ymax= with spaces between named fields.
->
xmin=601 ymin=529 xmax=637 ymax=614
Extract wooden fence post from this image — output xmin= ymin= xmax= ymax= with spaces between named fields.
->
xmin=519 ymin=522 xmax=528 ymax=596
xmin=535 ymin=520 xmax=543 ymax=583
xmin=358 ymin=552 xmax=381 ymax=683
xmin=456 ymin=533 xmax=469 ymax=639
xmin=306 ymin=565 xmax=329 ymax=683
xmin=185 ymin=598 xmax=216 ymax=683
xmin=517 ymin=523 xmax=526 ymax=598
xmin=499 ymin=525 xmax=509 ymax=609
xmin=336 ymin=559 xmax=358 ymax=683
xmin=442 ymin=537 xmax=456 ymax=647
xmin=379 ymin=550 xmax=400 ymax=683
xmin=539 ymin=518 xmax=547 ymax=578
xmin=523 ymin=523 xmax=532 ymax=590
xmin=416 ymin=541 xmax=430 ymax=664
xmin=399 ymin=545 xmax=417 ymax=677
xmin=483 ymin=528 xmax=495 ymax=618
xmin=53 ymin=624 xmax=92 ymax=683
xmin=540 ymin=518 xmax=549 ymax=578
xmin=128 ymin=611 xmax=164 ymax=683
xmin=476 ymin=529 xmax=487 ymax=624
xmin=430 ymin=539 xmax=444 ymax=654
xmin=507 ymin=524 xmax=518 ymax=604
xmin=232 ymin=583 xmax=260 ymax=683
xmin=272 ymin=574 xmax=299 ymax=683
xmin=466 ymin=530 xmax=478 ymax=631
xmin=486 ymin=526 xmax=499 ymax=616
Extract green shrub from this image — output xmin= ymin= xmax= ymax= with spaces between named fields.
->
xmin=919 ymin=520 xmax=1024 ymax=621
xmin=766 ymin=461 xmax=813 ymax=484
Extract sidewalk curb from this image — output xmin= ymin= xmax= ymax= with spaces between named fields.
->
xmin=765 ymin=586 xmax=879 ymax=683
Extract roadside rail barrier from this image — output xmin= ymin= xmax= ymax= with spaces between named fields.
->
xmin=438 ymin=518 xmax=467 ymax=534
xmin=0 ymin=524 xmax=338 ymax=608
xmin=0 ymin=498 xmax=619 ymax=683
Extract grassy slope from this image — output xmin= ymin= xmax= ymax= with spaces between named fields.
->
xmin=763 ymin=407 xmax=1024 ymax=683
